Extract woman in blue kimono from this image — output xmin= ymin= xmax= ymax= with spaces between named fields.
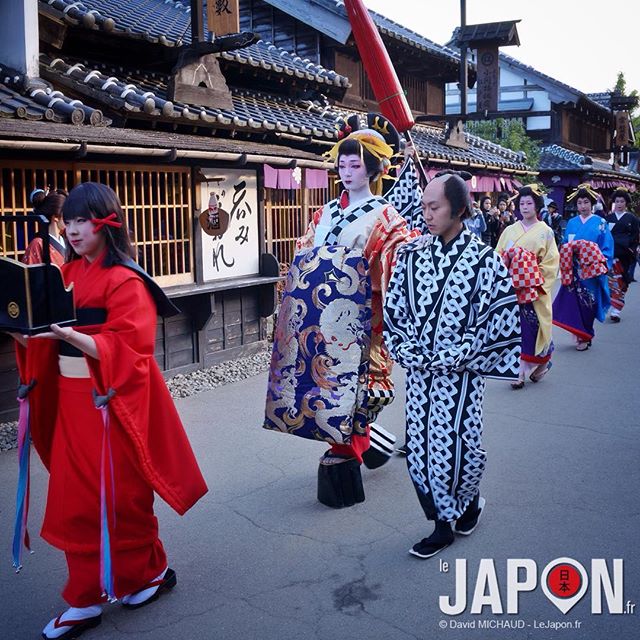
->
xmin=552 ymin=184 xmax=613 ymax=350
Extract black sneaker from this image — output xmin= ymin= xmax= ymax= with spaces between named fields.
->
xmin=395 ymin=443 xmax=408 ymax=456
xmin=453 ymin=497 xmax=486 ymax=536
xmin=409 ymin=537 xmax=453 ymax=559
xmin=611 ymin=315 xmax=621 ymax=323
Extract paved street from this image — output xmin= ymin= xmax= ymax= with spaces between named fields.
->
xmin=1 ymin=292 xmax=638 ymax=640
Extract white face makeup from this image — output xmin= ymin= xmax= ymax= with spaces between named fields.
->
xmin=338 ymin=153 xmax=370 ymax=194
xmin=576 ymin=197 xmax=592 ymax=217
xmin=519 ymin=195 xmax=538 ymax=223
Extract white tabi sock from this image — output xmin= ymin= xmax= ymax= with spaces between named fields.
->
xmin=120 ymin=567 xmax=168 ymax=606
xmin=42 ymin=605 xmax=102 ymax=639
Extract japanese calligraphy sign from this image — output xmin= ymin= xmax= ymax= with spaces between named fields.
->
xmin=207 ymin=0 xmax=240 ymax=36
xmin=476 ymin=45 xmax=500 ymax=114
xmin=200 ymin=169 xmax=259 ymax=281
xmin=615 ymin=111 xmax=631 ymax=148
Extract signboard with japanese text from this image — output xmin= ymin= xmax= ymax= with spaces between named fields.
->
xmin=207 ymin=0 xmax=240 ymax=36
xmin=476 ymin=45 xmax=500 ymax=113
xmin=615 ymin=111 xmax=631 ymax=147
xmin=200 ymin=169 xmax=259 ymax=281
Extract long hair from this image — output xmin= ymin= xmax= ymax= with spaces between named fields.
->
xmin=62 ymin=182 xmax=135 ymax=265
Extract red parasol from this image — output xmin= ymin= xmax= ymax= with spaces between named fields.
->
xmin=344 ymin=0 xmax=414 ymax=133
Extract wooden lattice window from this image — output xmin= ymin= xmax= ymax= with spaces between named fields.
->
xmin=0 ymin=162 xmax=194 ymax=287
xmin=264 ymin=174 xmax=339 ymax=270
xmin=77 ymin=165 xmax=193 ymax=287
xmin=399 ymin=73 xmax=429 ymax=113
xmin=0 ymin=161 xmax=75 ymax=261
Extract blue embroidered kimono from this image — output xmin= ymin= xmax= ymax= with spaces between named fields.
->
xmin=553 ymin=215 xmax=613 ymax=340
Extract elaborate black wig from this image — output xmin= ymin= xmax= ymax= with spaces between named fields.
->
xmin=514 ymin=185 xmax=544 ymax=213
xmin=611 ymin=188 xmax=631 ymax=205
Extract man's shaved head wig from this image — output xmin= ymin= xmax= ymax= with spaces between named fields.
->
xmin=432 ymin=170 xmax=472 ymax=220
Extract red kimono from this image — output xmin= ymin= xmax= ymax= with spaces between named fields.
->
xmin=22 ymin=235 xmax=66 ymax=267
xmin=16 ymin=256 xmax=207 ymax=605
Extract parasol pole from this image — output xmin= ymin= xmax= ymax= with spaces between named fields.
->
xmin=344 ymin=0 xmax=429 ymax=186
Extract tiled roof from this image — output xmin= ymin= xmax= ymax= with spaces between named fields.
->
xmin=40 ymin=55 xmax=339 ymax=137
xmin=453 ymin=21 xmax=520 ymax=47
xmin=218 ymin=41 xmax=348 ymax=88
xmin=369 ymin=11 xmax=461 ymax=63
xmin=0 ymin=66 xmax=109 ymax=125
xmin=412 ymin=123 xmax=528 ymax=170
xmin=43 ymin=0 xmax=191 ymax=44
xmin=0 ymin=118 xmax=327 ymax=162
xmin=307 ymin=0 xmax=460 ymax=63
xmin=37 ymin=53 xmax=528 ymax=171
xmin=588 ymin=92 xmax=612 ymax=109
xmin=40 ymin=0 xmax=349 ymax=88
xmin=539 ymin=144 xmax=640 ymax=181
xmin=588 ymin=91 xmax=638 ymax=112
xmin=538 ymin=145 xmax=590 ymax=172
xmin=499 ymin=53 xmax=609 ymax=114
xmin=308 ymin=103 xmax=528 ymax=171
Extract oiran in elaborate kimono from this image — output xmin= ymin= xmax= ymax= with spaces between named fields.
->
xmin=495 ymin=185 xmax=559 ymax=389
xmin=264 ymin=113 xmax=418 ymax=508
xmin=553 ymin=183 xmax=613 ymax=350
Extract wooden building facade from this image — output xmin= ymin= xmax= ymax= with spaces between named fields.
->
xmin=0 ymin=0 xmax=533 ymax=420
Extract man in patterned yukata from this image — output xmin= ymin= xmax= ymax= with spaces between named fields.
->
xmin=383 ymin=171 xmax=521 ymax=558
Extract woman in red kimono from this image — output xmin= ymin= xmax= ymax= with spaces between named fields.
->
xmin=10 ymin=182 xmax=207 ymax=639
xmin=22 ymin=188 xmax=67 ymax=266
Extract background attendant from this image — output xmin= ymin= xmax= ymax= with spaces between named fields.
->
xmin=546 ymin=201 xmax=564 ymax=246
xmin=22 ymin=188 xmax=67 ymax=266
xmin=605 ymin=188 xmax=639 ymax=321
xmin=480 ymin=196 xmax=499 ymax=247
xmin=496 ymin=185 xmax=559 ymax=389
xmin=464 ymin=199 xmax=487 ymax=238
xmin=553 ymin=184 xmax=613 ymax=350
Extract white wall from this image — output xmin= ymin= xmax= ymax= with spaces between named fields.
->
xmin=0 ymin=0 xmax=39 ymax=77
xmin=446 ymin=58 xmax=552 ymax=131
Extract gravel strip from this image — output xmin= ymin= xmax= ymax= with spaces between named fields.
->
xmin=166 ymin=348 xmax=271 ymax=398
xmin=0 ymin=346 xmax=272 ymax=452
xmin=0 ymin=421 xmax=18 ymax=452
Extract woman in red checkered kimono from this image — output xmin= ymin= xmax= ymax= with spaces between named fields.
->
xmin=496 ymin=185 xmax=559 ymax=389
xmin=552 ymin=184 xmax=613 ymax=351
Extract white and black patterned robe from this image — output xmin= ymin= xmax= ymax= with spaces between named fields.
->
xmin=383 ymin=230 xmax=521 ymax=521
xmin=384 ymin=158 xmax=426 ymax=234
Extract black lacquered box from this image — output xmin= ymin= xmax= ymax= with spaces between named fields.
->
xmin=0 ymin=258 xmax=76 ymax=335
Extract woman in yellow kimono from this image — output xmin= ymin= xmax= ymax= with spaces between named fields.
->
xmin=496 ymin=185 xmax=559 ymax=389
